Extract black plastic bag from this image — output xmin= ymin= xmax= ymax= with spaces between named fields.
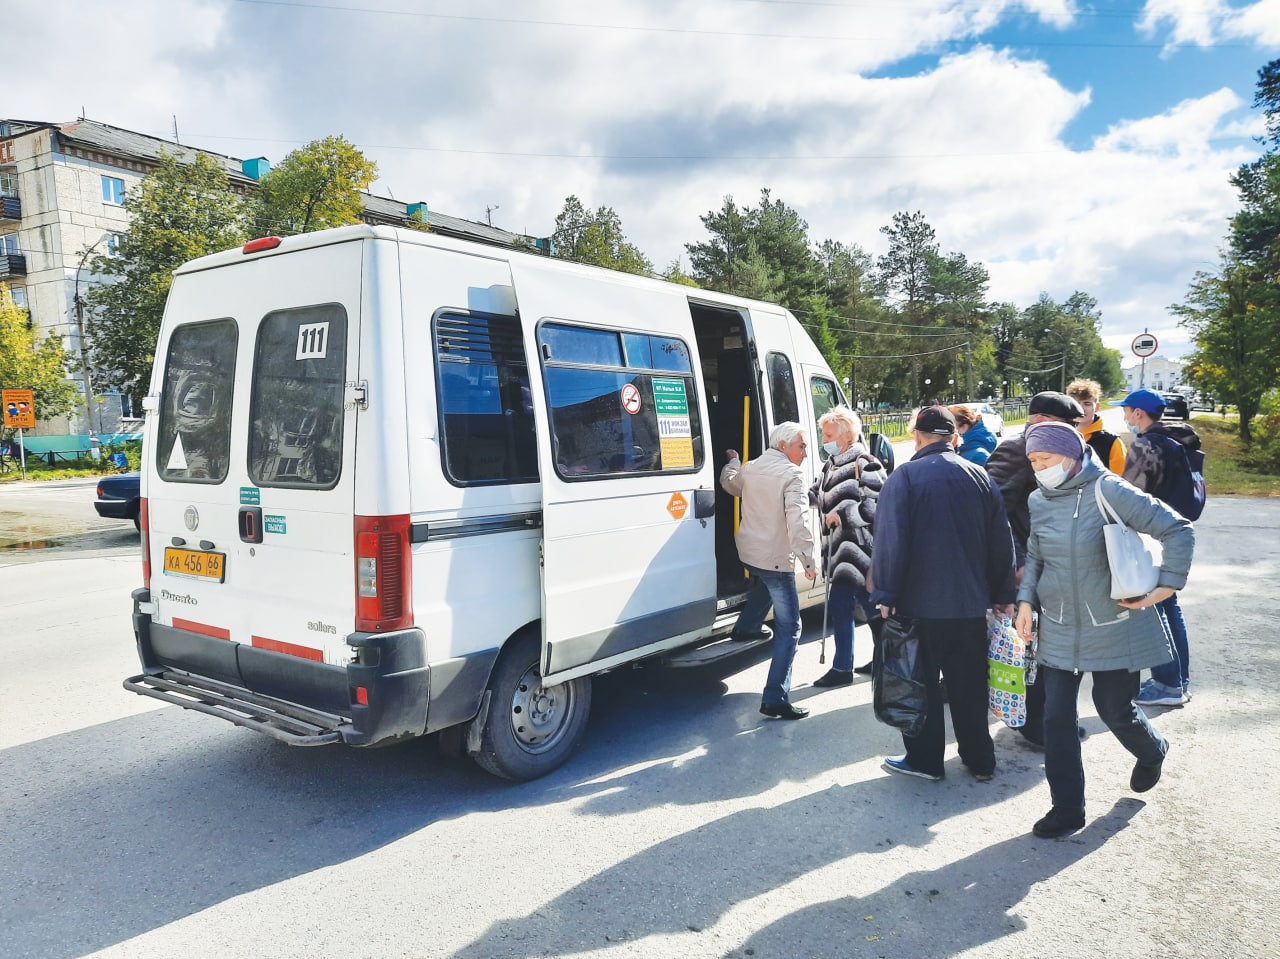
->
xmin=873 ymin=614 xmax=928 ymax=737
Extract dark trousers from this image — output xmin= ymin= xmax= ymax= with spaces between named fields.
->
xmin=1019 ymin=674 xmax=1047 ymax=746
xmin=1042 ymin=666 xmax=1168 ymax=810
xmin=902 ymin=618 xmax=995 ymax=778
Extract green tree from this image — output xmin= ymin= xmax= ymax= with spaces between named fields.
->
xmin=0 ymin=284 xmax=80 ymax=430
xmin=253 ymin=135 xmax=377 ymax=235
xmin=550 ymin=196 xmax=653 ymax=275
xmin=876 ymin=211 xmax=938 ymax=323
xmin=85 ymin=152 xmax=248 ymax=401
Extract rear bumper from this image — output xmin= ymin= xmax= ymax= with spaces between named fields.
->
xmin=95 ymin=499 xmax=135 ymax=520
xmin=127 ymin=588 xmax=432 ymax=746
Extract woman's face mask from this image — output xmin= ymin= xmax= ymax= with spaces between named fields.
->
xmin=1034 ymin=460 xmax=1072 ymax=489
xmin=822 ymin=440 xmax=841 ymax=456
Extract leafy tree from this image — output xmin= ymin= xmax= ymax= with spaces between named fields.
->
xmin=253 ymin=135 xmax=377 ymax=235
xmin=85 ymin=152 xmax=248 ymax=402
xmin=550 ymin=196 xmax=653 ymax=275
xmin=0 ymin=284 xmax=80 ymax=431
xmin=660 ymin=259 xmax=699 ymax=287
xmin=686 ymin=189 xmax=820 ymax=307
xmin=876 ymin=211 xmax=938 ymax=322
xmin=1175 ymin=260 xmax=1279 ymax=443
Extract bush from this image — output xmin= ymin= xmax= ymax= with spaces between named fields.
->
xmin=100 ymin=440 xmax=143 ymax=472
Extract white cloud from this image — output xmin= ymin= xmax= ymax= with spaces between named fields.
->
xmin=8 ymin=0 xmax=1274 ymax=357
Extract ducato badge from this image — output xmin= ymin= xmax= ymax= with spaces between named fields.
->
xmin=184 ymin=505 xmax=200 ymax=531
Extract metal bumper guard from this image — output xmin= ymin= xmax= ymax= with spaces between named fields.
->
xmin=126 ymin=588 xmax=430 ymax=747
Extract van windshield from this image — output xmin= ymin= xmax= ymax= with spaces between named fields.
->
xmin=248 ymin=305 xmax=347 ymax=489
xmin=155 ymin=319 xmax=237 ymax=483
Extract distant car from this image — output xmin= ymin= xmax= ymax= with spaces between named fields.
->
xmin=94 ymin=472 xmax=141 ymax=529
xmin=1160 ymin=392 xmax=1190 ymax=420
xmin=971 ymin=402 xmax=1004 ymax=437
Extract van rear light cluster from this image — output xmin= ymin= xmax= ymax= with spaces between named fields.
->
xmin=140 ymin=498 xmax=152 ymax=588
xmin=354 ymin=515 xmax=413 ymax=632
xmin=242 ymin=236 xmax=282 ymax=254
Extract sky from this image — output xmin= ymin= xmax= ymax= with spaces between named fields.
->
xmin=13 ymin=0 xmax=1280 ymax=361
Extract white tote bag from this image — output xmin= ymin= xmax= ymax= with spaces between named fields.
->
xmin=1094 ymin=481 xmax=1162 ymax=600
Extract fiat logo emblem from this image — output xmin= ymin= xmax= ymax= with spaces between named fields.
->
xmin=184 ymin=506 xmax=200 ymax=531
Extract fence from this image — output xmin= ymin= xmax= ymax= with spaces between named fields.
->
xmin=862 ymin=399 xmax=1031 ymax=440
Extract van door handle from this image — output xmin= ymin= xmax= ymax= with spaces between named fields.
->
xmin=239 ymin=506 xmax=263 ymax=543
xmin=693 ymin=489 xmax=715 ymax=519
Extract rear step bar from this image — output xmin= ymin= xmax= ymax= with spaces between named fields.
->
xmin=124 ymin=670 xmax=347 ymax=745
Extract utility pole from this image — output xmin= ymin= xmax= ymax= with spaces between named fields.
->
xmin=73 ymin=234 xmax=111 ymax=456
xmin=965 ymin=335 xmax=974 ymax=399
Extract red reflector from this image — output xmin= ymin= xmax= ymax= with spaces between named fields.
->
xmin=242 ymin=236 xmax=282 ymax=254
xmin=353 ymin=686 xmax=369 ymax=706
xmin=174 ymin=617 xmax=231 ymax=640
xmin=140 ymin=498 xmax=151 ymax=588
xmin=251 ymin=635 xmax=324 ymax=662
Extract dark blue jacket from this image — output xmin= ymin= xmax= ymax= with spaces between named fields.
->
xmin=870 ymin=442 xmax=1017 ymax=619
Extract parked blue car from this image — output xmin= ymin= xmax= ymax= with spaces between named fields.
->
xmin=94 ymin=472 xmax=141 ymax=529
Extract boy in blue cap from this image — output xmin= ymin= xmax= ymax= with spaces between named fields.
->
xmin=1120 ymin=388 xmax=1202 ymax=707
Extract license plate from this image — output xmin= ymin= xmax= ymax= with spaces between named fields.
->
xmin=163 ymin=547 xmax=226 ymax=582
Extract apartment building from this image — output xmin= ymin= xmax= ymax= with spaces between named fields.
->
xmin=0 ymin=116 xmax=532 ymax=452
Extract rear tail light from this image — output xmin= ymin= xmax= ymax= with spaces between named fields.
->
xmin=354 ymin=515 xmax=413 ymax=632
xmin=96 ymin=482 xmax=105 ymax=498
xmin=140 ymin=497 xmax=151 ymax=588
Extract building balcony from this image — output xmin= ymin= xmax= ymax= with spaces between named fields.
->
xmin=0 ymin=196 xmax=19 ymax=224
xmin=0 ymin=252 xmax=27 ymax=278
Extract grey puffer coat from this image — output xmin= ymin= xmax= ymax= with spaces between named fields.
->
xmin=1017 ymin=451 xmax=1194 ymax=673
xmin=808 ymin=443 xmax=885 ymax=590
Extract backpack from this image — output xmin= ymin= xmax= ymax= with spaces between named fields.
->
xmin=1153 ymin=432 xmax=1206 ymax=521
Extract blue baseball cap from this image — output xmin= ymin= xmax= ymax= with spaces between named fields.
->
xmin=1120 ymin=388 xmax=1166 ymax=415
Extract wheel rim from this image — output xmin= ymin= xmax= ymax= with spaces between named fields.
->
xmin=508 ymin=664 xmax=576 ymax=755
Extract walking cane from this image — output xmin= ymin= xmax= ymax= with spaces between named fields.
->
xmin=819 ymin=516 xmax=833 ymax=664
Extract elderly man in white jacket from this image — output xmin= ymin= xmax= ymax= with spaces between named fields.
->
xmin=720 ymin=422 xmax=819 ymax=720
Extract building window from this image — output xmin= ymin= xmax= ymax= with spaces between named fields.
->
xmin=7 ymin=286 xmax=25 ymax=309
xmin=101 ymin=176 xmax=125 ymax=205
xmin=0 ymin=168 xmax=16 ymax=198
xmin=106 ymin=233 xmax=121 ymax=257
xmin=0 ymin=234 xmax=19 ymax=255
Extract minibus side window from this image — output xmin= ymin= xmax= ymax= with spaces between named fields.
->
xmin=767 ymin=352 xmax=799 ymax=426
xmin=248 ymin=305 xmax=347 ymax=489
xmin=155 ymin=319 xmax=237 ymax=484
xmin=539 ymin=322 xmax=703 ymax=480
xmin=434 ymin=312 xmax=539 ymax=486
xmin=810 ymin=375 xmax=841 ymax=462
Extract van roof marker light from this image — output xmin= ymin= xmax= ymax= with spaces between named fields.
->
xmin=243 ymin=237 xmax=282 ymax=254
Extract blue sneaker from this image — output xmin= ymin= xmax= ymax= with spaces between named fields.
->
xmin=883 ymin=756 xmax=943 ymax=781
xmin=1134 ymin=680 xmax=1187 ymax=707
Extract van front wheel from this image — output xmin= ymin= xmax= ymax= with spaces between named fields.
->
xmin=474 ymin=632 xmax=592 ymax=781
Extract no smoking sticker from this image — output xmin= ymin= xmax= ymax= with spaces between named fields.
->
xmin=621 ymin=383 xmax=641 ymax=414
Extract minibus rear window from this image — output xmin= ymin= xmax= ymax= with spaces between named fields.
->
xmin=248 ymin=305 xmax=347 ymax=489
xmin=155 ymin=319 xmax=238 ymax=484
xmin=539 ymin=322 xmax=703 ymax=480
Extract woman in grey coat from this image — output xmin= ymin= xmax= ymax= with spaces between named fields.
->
xmin=1013 ymin=423 xmax=1194 ymax=839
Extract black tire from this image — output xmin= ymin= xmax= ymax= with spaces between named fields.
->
xmin=473 ymin=630 xmax=592 ymax=781
xmin=131 ymin=506 xmax=141 ymax=531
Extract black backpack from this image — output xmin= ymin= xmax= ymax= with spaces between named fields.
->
xmin=1153 ymin=432 xmax=1206 ymax=521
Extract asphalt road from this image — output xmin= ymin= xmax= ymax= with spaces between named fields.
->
xmin=2 ymin=455 xmax=1278 ymax=958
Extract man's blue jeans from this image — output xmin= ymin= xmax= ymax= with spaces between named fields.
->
xmin=737 ymin=565 xmax=803 ymax=706
xmin=1152 ymin=595 xmax=1190 ymax=691
xmin=1042 ymin=665 xmax=1168 ymax=810
xmin=829 ymin=583 xmax=876 ymax=673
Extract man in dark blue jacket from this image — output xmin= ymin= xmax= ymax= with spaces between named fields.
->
xmin=871 ymin=406 xmax=1017 ymax=782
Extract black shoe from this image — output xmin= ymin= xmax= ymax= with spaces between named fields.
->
xmin=1033 ymin=806 xmax=1086 ymax=838
xmin=1131 ymin=757 xmax=1165 ymax=793
xmin=852 ymin=661 xmax=874 ymax=675
xmin=760 ymin=702 xmax=809 ymax=720
xmin=732 ymin=627 xmax=773 ymax=642
xmin=813 ymin=668 xmax=854 ymax=688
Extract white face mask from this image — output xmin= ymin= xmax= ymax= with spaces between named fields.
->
xmin=1035 ymin=461 xmax=1071 ymax=489
xmin=1126 ymin=419 xmax=1142 ymax=435
xmin=822 ymin=441 xmax=841 ymax=456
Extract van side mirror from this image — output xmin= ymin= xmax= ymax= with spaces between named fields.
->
xmin=867 ymin=432 xmax=895 ymax=475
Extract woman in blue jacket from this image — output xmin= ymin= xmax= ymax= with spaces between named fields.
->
xmin=1014 ymin=423 xmax=1193 ymax=839
xmin=950 ymin=405 xmax=997 ymax=466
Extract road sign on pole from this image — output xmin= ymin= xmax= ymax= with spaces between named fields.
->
xmin=3 ymin=388 xmax=36 ymax=429
xmin=1131 ymin=334 xmax=1158 ymax=358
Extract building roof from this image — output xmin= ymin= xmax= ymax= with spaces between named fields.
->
xmin=3 ymin=116 xmax=537 ymax=248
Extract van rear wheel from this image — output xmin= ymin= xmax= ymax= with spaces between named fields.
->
xmin=474 ymin=631 xmax=591 ymax=781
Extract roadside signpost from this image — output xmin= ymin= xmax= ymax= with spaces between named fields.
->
xmin=1131 ymin=331 xmax=1158 ymax=388
xmin=2 ymin=388 xmax=35 ymax=480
